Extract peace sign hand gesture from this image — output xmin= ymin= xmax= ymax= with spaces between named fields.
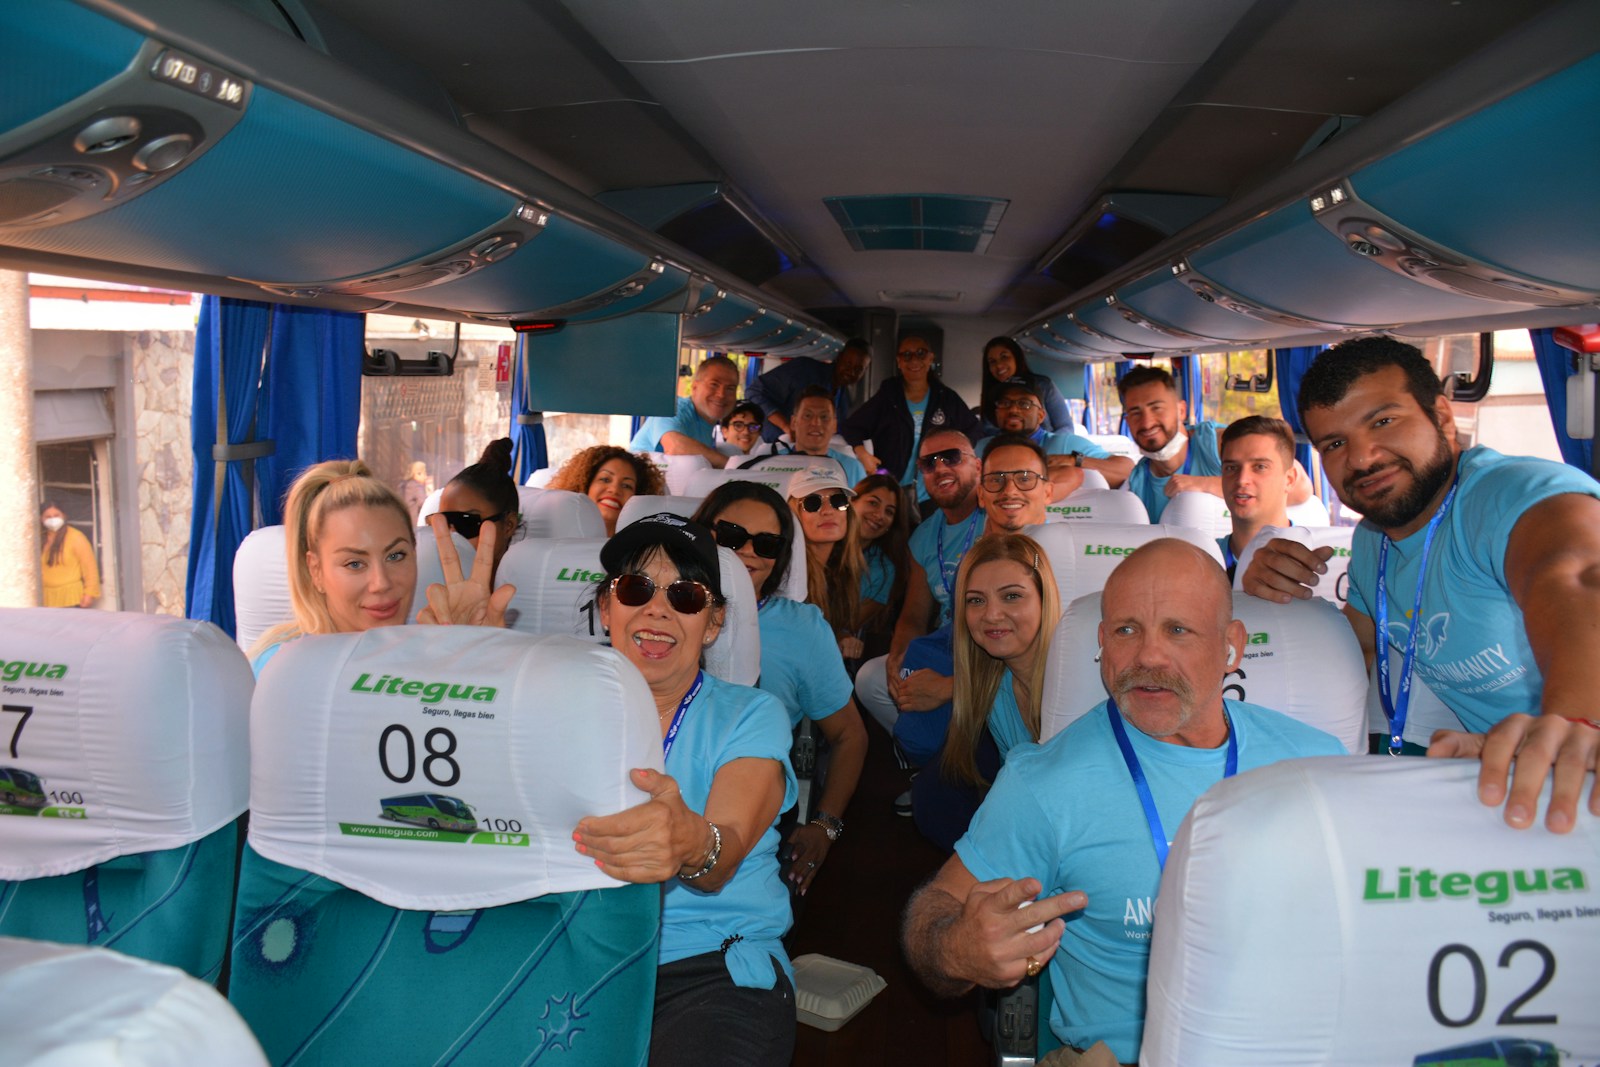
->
xmin=416 ymin=513 xmax=516 ymax=628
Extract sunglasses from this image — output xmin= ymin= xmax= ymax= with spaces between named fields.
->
xmin=897 ymin=347 xmax=934 ymax=361
xmin=440 ymin=511 xmax=507 ymax=539
xmin=713 ymin=520 xmax=785 ymax=559
xmin=917 ymin=447 xmax=973 ymax=472
xmin=798 ymin=491 xmax=851 ymax=513
xmin=981 ymin=469 xmax=1045 ymax=492
xmin=996 ymin=397 xmax=1040 ymax=411
xmin=610 ymin=572 xmax=713 ymax=615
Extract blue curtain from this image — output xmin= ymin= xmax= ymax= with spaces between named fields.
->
xmin=510 ymin=335 xmax=548 ymax=482
xmin=186 ymin=297 xmax=272 ymax=636
xmin=743 ymin=352 xmax=761 ymax=395
xmin=1275 ymin=345 xmax=1328 ymax=500
xmin=1172 ymin=355 xmax=1205 ymax=422
xmin=1081 ymin=363 xmax=1097 ymax=434
xmin=254 ymin=306 xmax=364 ymax=526
xmin=1530 ymin=327 xmax=1594 ymax=473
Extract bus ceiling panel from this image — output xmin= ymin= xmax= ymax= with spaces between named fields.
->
xmin=1074 ymin=297 xmax=1226 ymax=352
xmin=681 ymin=302 xmax=773 ymax=346
xmin=1187 ymin=205 xmax=1527 ymax=333
xmin=1036 ymin=318 xmax=1126 ymax=358
xmin=556 ymin=262 xmax=691 ymax=326
xmin=0 ymin=0 xmax=146 ymax=135
xmin=1336 ymin=52 xmax=1600 ymax=298
xmin=713 ymin=316 xmax=802 ymax=351
xmin=525 ymin=312 xmax=683 ymax=418
xmin=1114 ymin=270 xmax=1303 ymax=347
xmin=0 ymin=82 xmax=515 ymax=284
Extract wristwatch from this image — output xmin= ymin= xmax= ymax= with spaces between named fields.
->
xmin=1070 ymin=452 xmax=1083 ymax=468
xmin=811 ymin=811 xmax=845 ymax=842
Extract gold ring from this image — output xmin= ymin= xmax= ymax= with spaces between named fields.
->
xmin=1025 ymin=956 xmax=1042 ymax=978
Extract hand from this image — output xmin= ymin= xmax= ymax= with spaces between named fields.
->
xmin=892 ymin=668 xmax=953 ymax=712
xmin=77 ymin=594 xmax=95 ymax=608
xmin=574 ymin=768 xmax=704 ymax=882
xmin=417 ymin=514 xmax=516 ymax=627
xmin=1164 ymin=473 xmax=1213 ymax=498
xmin=839 ymin=634 xmax=864 ymax=660
xmin=1240 ymin=539 xmax=1333 ymax=604
xmin=1429 ymin=714 xmax=1600 ymax=833
xmin=784 ymin=822 xmax=832 ymax=895
xmin=947 ymin=877 xmax=1085 ymax=989
xmin=856 ymin=447 xmax=883 ymax=474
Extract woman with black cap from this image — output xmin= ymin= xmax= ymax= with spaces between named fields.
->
xmin=573 ymin=514 xmax=797 ymax=1067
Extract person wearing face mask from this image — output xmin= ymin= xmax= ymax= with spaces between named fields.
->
xmin=38 ymin=502 xmax=101 ymax=609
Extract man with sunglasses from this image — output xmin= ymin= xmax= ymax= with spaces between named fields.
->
xmin=748 ymin=337 xmax=870 ymax=444
xmin=983 ymin=381 xmax=1132 ymax=494
xmin=629 ymin=355 xmax=742 ymax=469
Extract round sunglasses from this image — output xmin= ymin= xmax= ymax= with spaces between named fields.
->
xmin=610 ymin=572 xmax=713 ymax=615
xmin=440 ymin=510 xmax=508 ymax=539
xmin=713 ymin=520 xmax=784 ymax=559
xmin=798 ymin=491 xmax=850 ymax=513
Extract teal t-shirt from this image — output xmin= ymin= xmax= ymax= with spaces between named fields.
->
xmin=860 ymin=544 xmax=895 ymax=606
xmin=629 ymin=395 xmax=715 ymax=453
xmin=1127 ymin=419 xmax=1223 ymax=522
xmin=908 ymin=508 xmax=987 ymax=627
xmin=987 ymin=668 xmax=1034 ymax=760
xmin=1346 ymin=446 xmax=1600 ymax=736
xmin=660 ymin=673 xmax=798 ymax=988
xmin=826 ymin=447 xmax=868 ymax=488
xmin=980 ymin=428 xmax=1110 ymax=459
xmin=756 ymin=597 xmax=855 ymax=728
xmin=955 ymin=699 xmax=1344 ymax=1062
xmin=902 ymin=395 xmax=930 ymax=486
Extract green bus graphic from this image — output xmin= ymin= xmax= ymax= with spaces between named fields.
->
xmin=379 ymin=793 xmax=478 ymax=833
xmin=1413 ymin=1037 xmax=1559 ymax=1067
xmin=0 ymin=766 xmax=47 ymax=811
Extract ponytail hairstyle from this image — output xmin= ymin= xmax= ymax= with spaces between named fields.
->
xmin=944 ymin=533 xmax=1060 ymax=786
xmin=251 ymin=459 xmax=414 ymax=656
xmin=449 ymin=438 xmax=521 ymax=522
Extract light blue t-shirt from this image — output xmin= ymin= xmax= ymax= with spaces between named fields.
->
xmin=756 ymin=596 xmax=855 ymax=728
xmin=980 ymin=428 xmax=1111 ymax=459
xmin=251 ymin=638 xmax=288 ymax=677
xmin=826 ymin=447 xmax=868 ymax=488
xmin=902 ymin=395 xmax=930 ymax=486
xmin=955 ymin=699 xmax=1343 ymax=1062
xmin=1127 ymin=419 xmax=1223 ymax=522
xmin=987 ymin=668 xmax=1034 ymax=761
xmin=860 ymin=544 xmax=896 ymax=606
xmin=1347 ymin=446 xmax=1600 ymax=735
xmin=629 ymin=394 xmax=715 ymax=453
xmin=908 ymin=508 xmax=987 ymax=627
xmin=660 ymin=673 xmax=798 ymax=988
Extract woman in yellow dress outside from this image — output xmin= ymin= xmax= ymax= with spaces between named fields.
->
xmin=39 ymin=502 xmax=100 ymax=608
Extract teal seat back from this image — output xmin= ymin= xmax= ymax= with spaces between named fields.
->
xmin=0 ymin=609 xmax=252 ymax=981
xmin=228 ymin=845 xmax=659 ymax=1066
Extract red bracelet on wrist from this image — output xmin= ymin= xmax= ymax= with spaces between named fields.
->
xmin=1561 ymin=716 xmax=1600 ymax=730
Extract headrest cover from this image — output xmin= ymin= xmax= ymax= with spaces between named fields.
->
xmin=1232 ymin=524 xmax=1354 ymax=606
xmin=496 ymin=539 xmax=760 ymax=686
xmin=1142 ymin=759 xmax=1600 ymax=1066
xmin=600 ymin=513 xmax=722 ymax=600
xmin=684 ymin=466 xmax=798 ymax=500
xmin=1041 ymin=592 xmax=1366 ymax=752
xmin=519 ymin=486 xmax=607 ymax=540
xmin=644 ymin=452 xmax=712 ymax=496
xmin=1075 ymin=467 xmax=1112 ymax=491
xmin=412 ymin=526 xmax=477 ymax=621
xmin=234 ymin=525 xmax=293 ymax=651
xmin=1023 ymin=522 xmax=1223 ymax=606
xmin=1158 ymin=490 xmax=1231 ymax=538
xmin=1045 ymin=488 xmax=1149 ymax=525
xmin=0 ymin=609 xmax=252 ymax=879
xmin=0 ymin=937 xmax=269 ymax=1066
xmin=618 ymin=495 xmax=808 ymax=604
xmin=248 ymin=629 xmax=661 ymax=910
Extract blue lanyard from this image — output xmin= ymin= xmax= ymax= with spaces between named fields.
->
xmin=1107 ymin=699 xmax=1237 ymax=872
xmin=936 ymin=512 xmax=980 ymax=605
xmin=1220 ymin=539 xmax=1236 ymax=573
xmin=1374 ymin=484 xmax=1457 ymax=755
xmin=661 ymin=670 xmax=704 ymax=761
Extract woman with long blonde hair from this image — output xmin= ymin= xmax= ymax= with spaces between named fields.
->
xmin=785 ymin=462 xmax=866 ymax=660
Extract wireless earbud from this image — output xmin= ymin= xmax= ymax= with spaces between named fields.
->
xmin=1225 ymin=646 xmax=1238 ymax=662
xmin=1093 ymin=645 xmax=1103 ymax=663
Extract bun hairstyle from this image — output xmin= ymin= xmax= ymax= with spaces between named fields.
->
xmin=449 ymin=438 xmax=521 ymax=521
xmin=263 ymin=459 xmax=415 ymax=649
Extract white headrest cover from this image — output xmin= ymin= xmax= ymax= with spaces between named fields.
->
xmin=0 ymin=937 xmax=268 ymax=1066
xmin=1076 ymin=467 xmax=1112 ymax=491
xmin=1286 ymin=495 xmax=1331 ymax=526
xmin=643 ymin=452 xmax=712 ymax=496
xmin=1142 ymin=759 xmax=1600 ymax=1066
xmin=618 ymin=494 xmax=808 ymax=604
xmin=684 ymin=466 xmax=798 ymax=500
xmin=495 ymin=538 xmax=760 ymax=686
xmin=525 ymin=467 xmax=555 ymax=488
xmin=417 ymin=486 xmax=444 ymax=522
xmin=0 ymin=609 xmax=252 ymax=880
xmin=1231 ymin=524 xmax=1355 ymax=608
xmin=234 ymin=525 xmax=293 ymax=652
xmin=1040 ymin=592 xmax=1365 ymax=751
xmin=1024 ymin=522 xmax=1223 ymax=607
xmin=519 ymin=486 xmax=607 ymax=539
xmin=1045 ymin=488 xmax=1150 ymax=525
xmin=411 ymin=527 xmax=478 ymax=621
xmin=248 ymin=629 xmax=661 ymax=910
xmin=1085 ymin=433 xmax=1140 ymax=460
xmin=1158 ymin=490 xmax=1232 ymax=539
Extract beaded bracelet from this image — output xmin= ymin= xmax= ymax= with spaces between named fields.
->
xmin=680 ymin=821 xmax=722 ymax=881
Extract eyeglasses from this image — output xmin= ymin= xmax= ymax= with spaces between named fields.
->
xmin=725 ymin=420 xmax=761 ymax=433
xmin=981 ymin=469 xmax=1045 ymax=493
xmin=917 ymin=447 xmax=973 ymax=472
xmin=996 ymin=398 xmax=1040 ymax=411
xmin=798 ymin=491 xmax=851 ymax=513
xmin=713 ymin=520 xmax=785 ymax=559
xmin=610 ymin=572 xmax=713 ymax=615
xmin=440 ymin=511 xmax=508 ymax=539
xmin=897 ymin=347 xmax=934 ymax=361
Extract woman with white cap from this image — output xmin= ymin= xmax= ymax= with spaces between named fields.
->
xmin=787 ymin=459 xmax=867 ymax=660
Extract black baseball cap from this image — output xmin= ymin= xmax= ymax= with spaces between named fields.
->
xmin=599 ymin=513 xmax=723 ymax=600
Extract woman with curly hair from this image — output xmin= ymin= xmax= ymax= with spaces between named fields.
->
xmin=546 ymin=445 xmax=666 ymax=536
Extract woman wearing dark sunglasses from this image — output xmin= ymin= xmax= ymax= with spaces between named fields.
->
xmin=436 ymin=438 xmax=522 ymax=586
xmin=690 ymin=483 xmax=868 ymax=899
xmin=573 ymin=514 xmax=798 ymax=1067
xmin=786 ymin=463 xmax=868 ymax=661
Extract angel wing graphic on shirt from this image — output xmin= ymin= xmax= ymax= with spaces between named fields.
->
xmin=1386 ymin=611 xmax=1451 ymax=658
